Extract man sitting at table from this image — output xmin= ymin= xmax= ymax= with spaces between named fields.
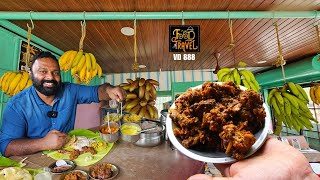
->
xmin=0 ymin=51 xmax=126 ymax=157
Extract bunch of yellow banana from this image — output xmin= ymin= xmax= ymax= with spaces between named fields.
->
xmin=58 ymin=50 xmax=103 ymax=84
xmin=120 ymin=77 xmax=159 ymax=120
xmin=267 ymin=82 xmax=317 ymax=135
xmin=0 ymin=71 xmax=32 ymax=96
xmin=309 ymin=84 xmax=320 ymax=105
xmin=217 ymin=68 xmax=260 ymax=92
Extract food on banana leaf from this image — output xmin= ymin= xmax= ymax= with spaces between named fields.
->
xmin=0 ymin=167 xmax=32 ymax=180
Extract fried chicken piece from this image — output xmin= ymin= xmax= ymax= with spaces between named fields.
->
xmin=81 ymin=146 xmax=97 ymax=155
xmin=69 ymin=150 xmax=81 ymax=160
xmin=219 ymin=124 xmax=256 ymax=160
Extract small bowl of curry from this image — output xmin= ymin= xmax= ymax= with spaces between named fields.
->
xmin=99 ymin=122 xmax=120 ymax=143
xmin=120 ymin=123 xmax=141 ymax=143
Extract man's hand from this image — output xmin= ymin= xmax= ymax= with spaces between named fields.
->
xmin=41 ymin=130 xmax=67 ymax=150
xmin=98 ymin=83 xmax=126 ymax=102
xmin=188 ymin=138 xmax=319 ymax=180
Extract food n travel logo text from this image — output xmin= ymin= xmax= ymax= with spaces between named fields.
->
xmin=169 ymin=25 xmax=200 ymax=61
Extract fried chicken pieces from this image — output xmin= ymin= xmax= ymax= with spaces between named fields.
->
xmin=169 ymin=81 xmax=266 ymax=160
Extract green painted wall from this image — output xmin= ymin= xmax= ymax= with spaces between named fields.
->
xmin=256 ymin=56 xmax=320 ymax=89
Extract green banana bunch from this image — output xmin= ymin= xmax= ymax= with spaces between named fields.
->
xmin=216 ymin=68 xmax=260 ymax=92
xmin=239 ymin=70 xmax=260 ymax=92
xmin=267 ymin=83 xmax=317 ymax=135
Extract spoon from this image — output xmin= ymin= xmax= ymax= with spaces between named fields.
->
xmin=139 ymin=126 xmax=158 ymax=133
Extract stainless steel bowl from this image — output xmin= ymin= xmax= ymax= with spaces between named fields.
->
xmin=99 ymin=122 xmax=120 ymax=143
xmin=120 ymin=123 xmax=141 ymax=143
xmin=134 ymin=120 xmax=165 ymax=147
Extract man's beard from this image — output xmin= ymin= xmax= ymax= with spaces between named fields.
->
xmin=31 ymin=76 xmax=61 ymax=96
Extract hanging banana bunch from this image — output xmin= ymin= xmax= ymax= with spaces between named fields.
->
xmin=120 ymin=77 xmax=159 ymax=120
xmin=217 ymin=67 xmax=260 ymax=92
xmin=310 ymin=84 xmax=320 ymax=105
xmin=58 ymin=20 xmax=103 ymax=85
xmin=0 ymin=22 xmax=33 ymax=96
xmin=268 ymin=22 xmax=317 ymax=135
xmin=268 ymin=83 xmax=317 ymax=135
xmin=0 ymin=71 xmax=32 ymax=96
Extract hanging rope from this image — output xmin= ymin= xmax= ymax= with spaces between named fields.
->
xmin=182 ymin=11 xmax=185 ymax=25
xmin=228 ymin=11 xmax=235 ymax=50
xmin=132 ymin=11 xmax=139 ymax=72
xmin=25 ymin=11 xmax=34 ymax=71
xmin=79 ymin=11 xmax=86 ymax=51
xmin=274 ymin=21 xmax=287 ymax=83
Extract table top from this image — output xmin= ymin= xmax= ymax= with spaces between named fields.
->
xmin=9 ymin=129 xmax=205 ymax=180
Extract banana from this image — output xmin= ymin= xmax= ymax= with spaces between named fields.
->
xmin=85 ymin=51 xmax=92 ymax=72
xmin=290 ymin=115 xmax=301 ymax=133
xmin=267 ymin=88 xmax=279 ymax=105
xmin=145 ymin=81 xmax=151 ymax=91
xmin=274 ymin=114 xmax=283 ymax=135
xmin=129 ymin=79 xmax=139 ymax=92
xmin=130 ymin=104 xmax=142 ymax=115
xmin=287 ymin=82 xmax=307 ymax=103
xmin=291 ymin=95 xmax=309 ymax=112
xmin=75 ymin=54 xmax=86 ymax=72
xmin=88 ymin=53 xmax=97 ymax=70
xmin=248 ymin=80 xmax=258 ymax=92
xmin=96 ymin=64 xmax=102 ymax=78
xmin=122 ymin=84 xmax=130 ymax=91
xmin=58 ymin=50 xmax=73 ymax=68
xmin=126 ymin=93 xmax=137 ymax=99
xmin=0 ymin=72 xmax=12 ymax=90
xmin=64 ymin=51 xmax=77 ymax=71
xmin=241 ymin=79 xmax=251 ymax=89
xmin=146 ymin=104 xmax=154 ymax=118
xmin=233 ymin=69 xmax=241 ymax=85
xmin=152 ymin=106 xmax=159 ymax=119
xmin=72 ymin=50 xmax=83 ymax=68
xmin=91 ymin=66 xmax=98 ymax=79
xmin=242 ymin=70 xmax=255 ymax=81
xmin=145 ymin=90 xmax=150 ymax=101
xmin=139 ymin=85 xmax=146 ymax=99
xmin=281 ymin=92 xmax=299 ymax=109
xmin=127 ymin=79 xmax=133 ymax=83
xmin=271 ymin=97 xmax=280 ymax=115
xmin=85 ymin=67 xmax=92 ymax=83
xmin=4 ymin=72 xmax=18 ymax=93
xmin=315 ymin=86 xmax=320 ymax=105
xmin=138 ymin=106 xmax=147 ymax=118
xmin=147 ymin=79 xmax=160 ymax=86
xmin=252 ymin=79 xmax=260 ymax=91
xmin=218 ymin=71 xmax=231 ymax=82
xmin=18 ymin=71 xmax=29 ymax=90
xmin=291 ymin=105 xmax=299 ymax=115
xmin=283 ymin=97 xmax=292 ymax=116
xmin=125 ymin=98 xmax=140 ymax=110
xmin=139 ymin=78 xmax=146 ymax=86
xmin=239 ymin=70 xmax=251 ymax=82
xmin=273 ymin=91 xmax=284 ymax=106
xmin=79 ymin=64 xmax=87 ymax=82
xmin=217 ymin=68 xmax=231 ymax=77
xmin=139 ymin=99 xmax=148 ymax=107
xmin=120 ymin=83 xmax=129 ymax=87
xmin=295 ymin=84 xmax=308 ymax=102
xmin=310 ymin=86 xmax=318 ymax=105
xmin=25 ymin=79 xmax=32 ymax=89
xmin=8 ymin=73 xmax=22 ymax=94
xmin=71 ymin=67 xmax=77 ymax=77
xmin=150 ymin=84 xmax=157 ymax=97
xmin=222 ymin=74 xmax=230 ymax=82
xmin=229 ymin=73 xmax=235 ymax=83
xmin=147 ymin=100 xmax=156 ymax=106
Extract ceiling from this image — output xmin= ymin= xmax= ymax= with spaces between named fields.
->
xmin=1 ymin=0 xmax=320 ymax=74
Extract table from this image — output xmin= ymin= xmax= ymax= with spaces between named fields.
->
xmin=9 ymin=128 xmax=205 ymax=180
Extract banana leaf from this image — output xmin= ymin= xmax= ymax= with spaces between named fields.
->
xmin=0 ymin=156 xmax=21 ymax=167
xmin=44 ymin=129 xmax=113 ymax=166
